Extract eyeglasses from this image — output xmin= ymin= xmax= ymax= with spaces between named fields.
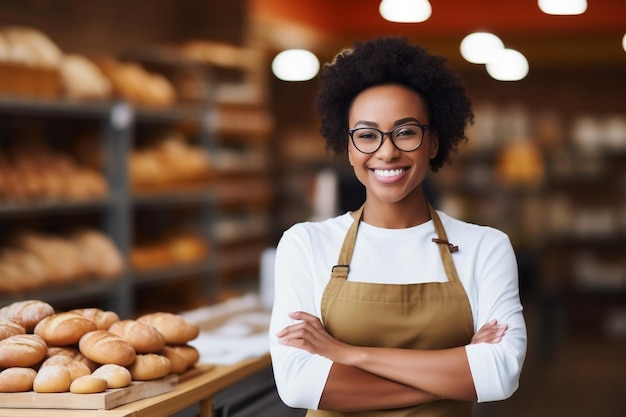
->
xmin=347 ymin=123 xmax=429 ymax=154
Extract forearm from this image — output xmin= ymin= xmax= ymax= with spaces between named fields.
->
xmin=318 ymin=362 xmax=438 ymax=412
xmin=347 ymin=345 xmax=477 ymax=401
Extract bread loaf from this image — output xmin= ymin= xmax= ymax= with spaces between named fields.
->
xmin=0 ymin=299 xmax=54 ymax=332
xmin=34 ymin=312 xmax=97 ymax=346
xmin=0 ymin=318 xmax=26 ymax=341
xmin=41 ymin=355 xmax=91 ymax=380
xmin=108 ymin=319 xmax=166 ymax=353
xmin=78 ymin=330 xmax=136 ymax=366
xmin=70 ymin=308 xmax=119 ymax=330
xmin=137 ymin=312 xmax=199 ymax=344
xmin=91 ymin=364 xmax=132 ymax=388
xmin=0 ymin=367 xmax=37 ymax=392
xmin=171 ymin=344 xmax=200 ymax=368
xmin=0 ymin=334 xmax=47 ymax=368
xmin=46 ymin=346 xmax=98 ymax=372
xmin=128 ymin=353 xmax=171 ymax=381
xmin=158 ymin=345 xmax=188 ymax=374
xmin=69 ymin=374 xmax=107 ymax=394
xmin=33 ymin=365 xmax=71 ymax=393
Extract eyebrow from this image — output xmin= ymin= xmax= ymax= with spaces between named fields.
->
xmin=352 ymin=117 xmax=423 ymax=128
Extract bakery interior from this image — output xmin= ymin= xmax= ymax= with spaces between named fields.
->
xmin=0 ymin=0 xmax=625 ymax=416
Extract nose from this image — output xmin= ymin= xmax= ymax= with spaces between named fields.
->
xmin=376 ymin=132 xmax=400 ymax=160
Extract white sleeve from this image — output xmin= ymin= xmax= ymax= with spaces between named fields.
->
xmin=269 ymin=225 xmax=333 ymax=410
xmin=465 ymin=231 xmax=527 ymax=402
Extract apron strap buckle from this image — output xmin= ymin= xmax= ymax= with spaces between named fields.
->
xmin=432 ymin=238 xmax=459 ymax=253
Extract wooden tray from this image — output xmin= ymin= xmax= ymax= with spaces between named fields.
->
xmin=0 ymin=374 xmax=177 ymax=410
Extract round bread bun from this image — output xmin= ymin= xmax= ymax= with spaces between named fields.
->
xmin=78 ymin=330 xmax=136 ymax=366
xmin=0 ymin=334 xmax=47 ymax=368
xmin=0 ymin=300 xmax=54 ymax=332
xmin=136 ymin=312 xmax=199 ymax=344
xmin=41 ymin=355 xmax=91 ymax=381
xmin=108 ymin=319 xmax=166 ymax=353
xmin=0 ymin=318 xmax=26 ymax=341
xmin=34 ymin=312 xmax=97 ymax=346
xmin=33 ymin=365 xmax=72 ymax=393
xmin=70 ymin=308 xmax=120 ymax=330
xmin=0 ymin=367 xmax=37 ymax=393
xmin=128 ymin=354 xmax=171 ymax=381
xmin=70 ymin=375 xmax=107 ymax=394
xmin=91 ymin=364 xmax=132 ymax=389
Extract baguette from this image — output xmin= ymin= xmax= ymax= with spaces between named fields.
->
xmin=0 ymin=334 xmax=47 ymax=368
xmin=34 ymin=312 xmax=97 ymax=346
xmin=0 ymin=367 xmax=37 ymax=392
xmin=108 ymin=319 xmax=166 ymax=353
xmin=78 ymin=330 xmax=136 ymax=366
xmin=0 ymin=300 xmax=54 ymax=332
xmin=137 ymin=312 xmax=199 ymax=344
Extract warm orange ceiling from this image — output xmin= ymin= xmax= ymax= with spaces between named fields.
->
xmin=250 ymin=0 xmax=626 ymax=67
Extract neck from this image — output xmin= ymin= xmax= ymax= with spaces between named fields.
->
xmin=356 ymin=195 xmax=431 ymax=229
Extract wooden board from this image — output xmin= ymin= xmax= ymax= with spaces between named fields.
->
xmin=0 ymin=374 xmax=177 ymax=410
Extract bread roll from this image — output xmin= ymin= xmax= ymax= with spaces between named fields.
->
xmin=108 ymin=319 xmax=166 ymax=353
xmin=158 ymin=345 xmax=188 ymax=374
xmin=91 ymin=364 xmax=132 ymax=389
xmin=128 ymin=353 xmax=171 ymax=381
xmin=0 ymin=334 xmax=47 ymax=368
xmin=171 ymin=344 xmax=200 ymax=367
xmin=46 ymin=346 xmax=98 ymax=372
xmin=78 ymin=330 xmax=136 ymax=366
xmin=71 ymin=230 xmax=124 ymax=279
xmin=70 ymin=308 xmax=119 ymax=330
xmin=69 ymin=375 xmax=107 ymax=394
xmin=34 ymin=312 xmax=97 ymax=346
xmin=41 ymin=355 xmax=91 ymax=380
xmin=0 ymin=367 xmax=37 ymax=392
xmin=0 ymin=299 xmax=54 ymax=332
xmin=33 ymin=365 xmax=71 ymax=393
xmin=137 ymin=312 xmax=199 ymax=344
xmin=0 ymin=318 xmax=26 ymax=341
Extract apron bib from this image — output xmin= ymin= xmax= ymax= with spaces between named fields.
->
xmin=309 ymin=204 xmax=474 ymax=417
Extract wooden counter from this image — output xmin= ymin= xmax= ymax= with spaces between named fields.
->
xmin=0 ymin=354 xmax=272 ymax=417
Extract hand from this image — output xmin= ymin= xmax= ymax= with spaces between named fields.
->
xmin=471 ymin=319 xmax=508 ymax=344
xmin=276 ymin=311 xmax=355 ymax=364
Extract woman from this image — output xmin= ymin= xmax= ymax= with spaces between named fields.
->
xmin=269 ymin=37 xmax=527 ymax=416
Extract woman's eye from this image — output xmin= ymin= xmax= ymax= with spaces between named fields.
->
xmin=395 ymin=128 xmax=416 ymax=137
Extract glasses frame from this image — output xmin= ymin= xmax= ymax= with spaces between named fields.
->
xmin=347 ymin=123 xmax=429 ymax=154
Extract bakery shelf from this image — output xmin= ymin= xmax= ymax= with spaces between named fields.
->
xmin=0 ymin=96 xmax=113 ymax=118
xmin=132 ymin=186 xmax=215 ymax=206
xmin=132 ymin=258 xmax=214 ymax=286
xmin=0 ymin=198 xmax=112 ymax=218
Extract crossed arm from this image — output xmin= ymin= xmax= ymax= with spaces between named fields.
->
xmin=277 ymin=312 xmax=507 ymax=412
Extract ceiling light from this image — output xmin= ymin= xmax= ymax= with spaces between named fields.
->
xmin=460 ymin=32 xmax=505 ymax=64
xmin=622 ymin=33 xmax=626 ymax=53
xmin=379 ymin=0 xmax=432 ymax=23
xmin=272 ymin=49 xmax=320 ymax=82
xmin=538 ymin=0 xmax=587 ymax=15
xmin=486 ymin=49 xmax=529 ymax=81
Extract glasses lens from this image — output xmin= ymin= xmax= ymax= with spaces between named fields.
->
xmin=351 ymin=128 xmax=382 ymax=153
xmin=391 ymin=124 xmax=424 ymax=151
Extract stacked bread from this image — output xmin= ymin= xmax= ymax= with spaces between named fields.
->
xmin=0 ymin=228 xmax=124 ymax=294
xmin=131 ymin=233 xmax=211 ymax=271
xmin=0 ymin=300 xmax=200 ymax=393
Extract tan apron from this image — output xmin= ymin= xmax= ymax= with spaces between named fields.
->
xmin=309 ymin=204 xmax=474 ymax=417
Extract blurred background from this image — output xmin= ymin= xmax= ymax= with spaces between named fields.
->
xmin=0 ymin=1 xmax=624 ymax=416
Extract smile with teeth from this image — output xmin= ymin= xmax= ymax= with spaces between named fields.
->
xmin=372 ymin=168 xmax=408 ymax=177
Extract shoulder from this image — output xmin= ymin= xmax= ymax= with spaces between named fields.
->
xmin=282 ymin=212 xmax=353 ymax=242
xmin=437 ymin=210 xmax=512 ymax=248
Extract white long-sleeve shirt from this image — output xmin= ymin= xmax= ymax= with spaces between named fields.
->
xmin=269 ymin=210 xmax=527 ymax=410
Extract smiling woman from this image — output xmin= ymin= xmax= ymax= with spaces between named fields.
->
xmin=269 ymin=36 xmax=527 ymax=417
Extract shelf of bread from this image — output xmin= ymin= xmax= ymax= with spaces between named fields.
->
xmin=0 ymin=300 xmax=208 ymax=409
xmin=131 ymin=233 xmax=212 ymax=274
